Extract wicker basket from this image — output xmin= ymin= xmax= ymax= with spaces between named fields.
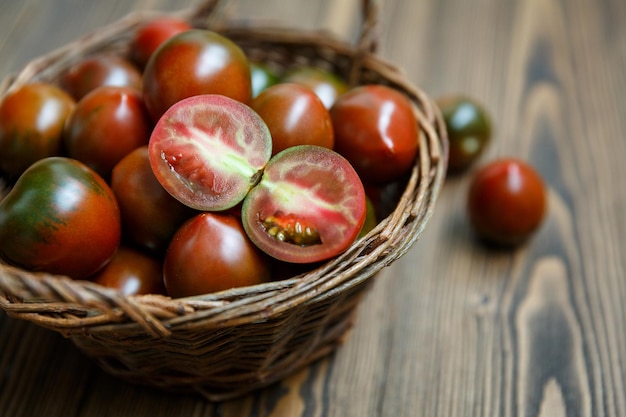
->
xmin=0 ymin=0 xmax=447 ymax=401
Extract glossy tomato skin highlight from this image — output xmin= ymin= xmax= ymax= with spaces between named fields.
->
xmin=130 ymin=17 xmax=192 ymax=69
xmin=164 ymin=212 xmax=271 ymax=298
xmin=251 ymin=83 xmax=334 ymax=155
xmin=61 ymin=54 xmax=142 ymax=101
xmin=64 ymin=86 xmax=153 ymax=178
xmin=242 ymin=145 xmax=367 ymax=264
xmin=0 ymin=83 xmax=75 ymax=179
xmin=92 ymin=245 xmax=166 ymax=296
xmin=0 ymin=157 xmax=121 ymax=279
xmin=142 ymin=29 xmax=252 ymax=121
xmin=467 ymin=158 xmax=547 ymax=246
xmin=111 ymin=146 xmax=196 ymax=255
xmin=330 ymin=84 xmax=419 ymax=184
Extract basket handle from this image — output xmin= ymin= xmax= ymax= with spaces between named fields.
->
xmin=191 ymin=0 xmax=380 ymax=54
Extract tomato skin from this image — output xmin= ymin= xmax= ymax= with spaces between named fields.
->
xmin=250 ymin=62 xmax=279 ymax=98
xmin=437 ymin=95 xmax=492 ymax=174
xmin=242 ymin=145 xmax=366 ymax=264
xmin=64 ymin=86 xmax=153 ymax=178
xmin=111 ymin=146 xmax=195 ymax=255
xmin=330 ymin=85 xmax=419 ymax=184
xmin=467 ymin=158 xmax=547 ymax=246
xmin=251 ymin=83 xmax=334 ymax=155
xmin=0 ymin=83 xmax=75 ymax=179
xmin=130 ymin=17 xmax=192 ymax=69
xmin=61 ymin=54 xmax=142 ymax=101
xmin=143 ymin=29 xmax=252 ymax=121
xmin=91 ymin=246 xmax=166 ymax=296
xmin=281 ymin=66 xmax=349 ymax=109
xmin=0 ymin=157 xmax=121 ymax=279
xmin=163 ymin=212 xmax=271 ymax=297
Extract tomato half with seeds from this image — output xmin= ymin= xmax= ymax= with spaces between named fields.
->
xmin=164 ymin=212 xmax=271 ymax=297
xmin=0 ymin=83 xmax=75 ymax=179
xmin=92 ymin=245 xmax=165 ymax=296
xmin=148 ymin=94 xmax=272 ymax=211
xmin=142 ymin=29 xmax=252 ymax=121
xmin=330 ymin=84 xmax=419 ymax=184
xmin=0 ymin=157 xmax=121 ymax=279
xmin=251 ymin=83 xmax=334 ymax=155
xmin=242 ymin=145 xmax=366 ymax=264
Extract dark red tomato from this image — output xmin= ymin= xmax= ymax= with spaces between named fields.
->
xmin=61 ymin=54 xmax=142 ymax=101
xmin=91 ymin=245 xmax=165 ymax=296
xmin=242 ymin=145 xmax=366 ymax=264
xmin=64 ymin=86 xmax=153 ymax=178
xmin=0 ymin=157 xmax=121 ymax=279
xmin=130 ymin=17 xmax=192 ymax=69
xmin=111 ymin=146 xmax=195 ymax=254
xmin=467 ymin=158 xmax=547 ymax=246
xmin=281 ymin=66 xmax=349 ymax=109
xmin=0 ymin=83 xmax=75 ymax=179
xmin=163 ymin=212 xmax=271 ymax=297
xmin=437 ymin=95 xmax=492 ymax=174
xmin=250 ymin=62 xmax=279 ymax=98
xmin=148 ymin=94 xmax=272 ymax=211
xmin=143 ymin=29 xmax=252 ymax=121
xmin=330 ymin=85 xmax=419 ymax=184
xmin=251 ymin=83 xmax=334 ymax=155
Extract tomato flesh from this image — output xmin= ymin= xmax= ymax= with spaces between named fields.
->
xmin=242 ymin=145 xmax=366 ymax=263
xmin=148 ymin=94 xmax=272 ymax=211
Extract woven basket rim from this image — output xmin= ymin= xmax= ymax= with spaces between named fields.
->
xmin=0 ymin=1 xmax=448 ymax=340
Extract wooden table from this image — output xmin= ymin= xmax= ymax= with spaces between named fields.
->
xmin=1 ymin=0 xmax=625 ymax=415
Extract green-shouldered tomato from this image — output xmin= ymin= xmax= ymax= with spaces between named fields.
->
xmin=0 ymin=83 xmax=75 ymax=179
xmin=0 ymin=157 xmax=121 ymax=279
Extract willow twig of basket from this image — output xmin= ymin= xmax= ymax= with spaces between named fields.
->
xmin=0 ymin=0 xmax=448 ymax=401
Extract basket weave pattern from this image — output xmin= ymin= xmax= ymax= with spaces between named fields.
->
xmin=0 ymin=0 xmax=448 ymax=401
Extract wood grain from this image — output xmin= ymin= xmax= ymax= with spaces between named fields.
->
xmin=1 ymin=0 xmax=625 ymax=416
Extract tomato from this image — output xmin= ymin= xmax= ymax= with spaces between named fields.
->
xmin=330 ymin=84 xmax=419 ymax=184
xmin=358 ymin=196 xmax=377 ymax=238
xmin=250 ymin=62 xmax=279 ymax=98
xmin=111 ymin=146 xmax=195 ymax=254
xmin=163 ymin=212 xmax=271 ymax=297
xmin=142 ymin=29 xmax=252 ymax=121
xmin=64 ymin=86 xmax=153 ymax=178
xmin=129 ymin=17 xmax=192 ymax=69
xmin=0 ymin=157 xmax=121 ymax=279
xmin=467 ymin=158 xmax=547 ymax=246
xmin=251 ymin=83 xmax=334 ymax=155
xmin=281 ymin=66 xmax=349 ymax=108
xmin=148 ymin=94 xmax=272 ymax=211
xmin=0 ymin=83 xmax=75 ymax=179
xmin=242 ymin=145 xmax=366 ymax=263
xmin=91 ymin=245 xmax=165 ymax=296
xmin=437 ymin=95 xmax=492 ymax=174
xmin=61 ymin=54 xmax=142 ymax=101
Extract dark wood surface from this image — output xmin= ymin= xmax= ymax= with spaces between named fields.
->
xmin=1 ymin=0 xmax=625 ymax=415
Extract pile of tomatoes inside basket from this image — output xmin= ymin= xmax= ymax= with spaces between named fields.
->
xmin=0 ymin=17 xmax=423 ymax=298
